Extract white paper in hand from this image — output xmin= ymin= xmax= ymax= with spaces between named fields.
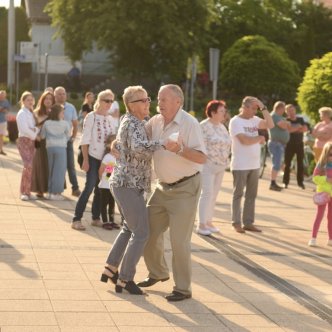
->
xmin=169 ymin=132 xmax=179 ymax=142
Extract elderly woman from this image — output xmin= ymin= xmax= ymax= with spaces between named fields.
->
xmin=72 ymin=89 xmax=117 ymax=230
xmin=16 ymin=91 xmax=39 ymax=201
xmin=100 ymin=85 xmax=174 ymax=295
xmin=312 ymin=107 xmax=332 ymax=162
xmin=197 ymin=100 xmax=231 ymax=235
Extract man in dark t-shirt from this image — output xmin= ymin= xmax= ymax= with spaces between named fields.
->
xmin=283 ymin=104 xmax=308 ymax=189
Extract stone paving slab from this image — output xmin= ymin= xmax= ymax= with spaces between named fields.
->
xmin=0 ymin=142 xmax=332 ymax=331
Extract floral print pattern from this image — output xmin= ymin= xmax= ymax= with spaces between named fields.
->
xmin=200 ymin=119 xmax=231 ymax=167
xmin=110 ymin=112 xmax=162 ymax=192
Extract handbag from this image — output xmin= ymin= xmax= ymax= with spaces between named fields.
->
xmin=77 ymin=146 xmax=83 ymax=167
xmin=313 ymin=192 xmax=330 ymax=206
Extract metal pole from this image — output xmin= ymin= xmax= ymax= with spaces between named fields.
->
xmin=184 ymin=58 xmax=190 ymax=111
xmin=37 ymin=44 xmax=41 ymax=92
xmin=189 ymin=56 xmax=196 ymax=112
xmin=7 ymin=0 xmax=15 ymax=104
xmin=16 ymin=60 xmax=19 ymax=103
xmin=44 ymin=53 xmax=49 ymax=89
xmin=212 ymin=80 xmax=217 ymax=100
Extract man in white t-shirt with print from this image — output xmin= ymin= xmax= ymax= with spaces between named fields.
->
xmin=229 ymin=96 xmax=274 ymax=233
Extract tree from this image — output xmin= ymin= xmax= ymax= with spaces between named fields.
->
xmin=211 ymin=0 xmax=332 ymax=73
xmin=220 ymin=35 xmax=300 ymax=104
xmin=46 ymin=0 xmax=213 ymax=82
xmin=297 ymin=52 xmax=332 ymax=123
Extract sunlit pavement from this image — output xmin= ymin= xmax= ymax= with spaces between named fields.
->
xmin=0 ymin=140 xmax=331 ymax=331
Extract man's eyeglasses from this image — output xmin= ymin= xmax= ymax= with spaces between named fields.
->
xmin=102 ymin=99 xmax=114 ymax=104
xmin=129 ymin=97 xmax=151 ymax=104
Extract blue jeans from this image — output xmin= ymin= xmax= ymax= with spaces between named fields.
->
xmin=67 ymin=140 xmax=79 ymax=191
xmin=73 ymin=155 xmax=101 ymax=221
xmin=268 ymin=140 xmax=285 ymax=172
xmin=47 ymin=146 xmax=67 ymax=194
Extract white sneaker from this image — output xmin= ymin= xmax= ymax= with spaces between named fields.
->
xmin=327 ymin=240 xmax=332 ymax=246
xmin=28 ymin=194 xmax=38 ymax=200
xmin=308 ymin=238 xmax=317 ymax=247
xmin=207 ymin=226 xmax=220 ymax=233
xmin=20 ymin=194 xmax=29 ymax=201
xmin=197 ymin=228 xmax=212 ymax=236
xmin=51 ymin=194 xmax=65 ymax=201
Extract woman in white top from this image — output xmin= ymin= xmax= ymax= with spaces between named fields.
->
xmin=16 ymin=91 xmax=39 ymax=201
xmin=72 ymin=89 xmax=117 ymax=230
xmin=197 ymin=100 xmax=231 ymax=235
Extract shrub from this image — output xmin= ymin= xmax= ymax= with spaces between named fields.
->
xmin=297 ymin=52 xmax=332 ymax=123
xmin=220 ymin=35 xmax=301 ymax=104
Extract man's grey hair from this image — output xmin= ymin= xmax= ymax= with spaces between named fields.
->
xmin=241 ymin=96 xmax=257 ymax=108
xmin=54 ymin=86 xmax=66 ymax=94
xmin=159 ymin=84 xmax=184 ymax=104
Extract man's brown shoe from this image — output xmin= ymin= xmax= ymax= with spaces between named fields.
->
xmin=243 ymin=224 xmax=262 ymax=232
xmin=72 ymin=189 xmax=81 ymax=197
xmin=233 ymin=224 xmax=245 ymax=233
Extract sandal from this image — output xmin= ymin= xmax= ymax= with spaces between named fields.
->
xmin=101 ymin=266 xmax=119 ymax=284
xmin=71 ymin=221 xmax=86 ymax=231
xmin=115 ymin=280 xmax=144 ymax=295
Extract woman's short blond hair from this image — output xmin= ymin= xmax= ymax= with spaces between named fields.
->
xmin=122 ymin=86 xmax=147 ymax=111
xmin=319 ymin=107 xmax=332 ymax=119
xmin=94 ymin=89 xmax=114 ymax=111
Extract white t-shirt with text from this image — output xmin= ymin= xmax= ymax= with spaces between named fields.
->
xmin=229 ymin=115 xmax=262 ymax=171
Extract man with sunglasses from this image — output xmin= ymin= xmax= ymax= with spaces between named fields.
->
xmin=54 ymin=86 xmax=81 ymax=197
xmin=136 ymin=84 xmax=207 ymax=302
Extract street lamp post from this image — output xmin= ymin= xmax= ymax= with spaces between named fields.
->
xmin=7 ymin=0 xmax=15 ymax=104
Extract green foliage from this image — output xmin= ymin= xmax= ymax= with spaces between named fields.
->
xmin=46 ymin=0 xmax=213 ymax=81
xmin=212 ymin=0 xmax=332 ymax=72
xmin=220 ymin=35 xmax=300 ymax=103
xmin=297 ymin=52 xmax=332 ymax=123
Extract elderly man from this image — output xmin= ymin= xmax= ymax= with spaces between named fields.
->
xmin=137 ymin=84 xmax=206 ymax=302
xmin=268 ymin=101 xmax=290 ymax=191
xmin=0 ymin=90 xmax=10 ymax=155
xmin=54 ymin=87 xmax=81 ymax=196
xmin=229 ymin=96 xmax=274 ymax=233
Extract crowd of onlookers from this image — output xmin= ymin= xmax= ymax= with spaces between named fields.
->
xmin=1 ymin=84 xmax=332 ymax=299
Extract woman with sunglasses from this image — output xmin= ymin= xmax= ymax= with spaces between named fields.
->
xmin=100 ymin=85 xmax=175 ymax=295
xmin=72 ymin=89 xmax=117 ymax=230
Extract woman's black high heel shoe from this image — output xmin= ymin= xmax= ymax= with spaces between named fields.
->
xmin=100 ymin=266 xmax=118 ymax=284
xmin=115 ymin=280 xmax=144 ymax=295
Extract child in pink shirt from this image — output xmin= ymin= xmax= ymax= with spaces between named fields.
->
xmin=308 ymin=142 xmax=332 ymax=246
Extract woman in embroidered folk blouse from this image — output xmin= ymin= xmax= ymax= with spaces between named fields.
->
xmin=197 ymin=100 xmax=231 ymax=236
xmin=72 ymin=89 xmax=116 ymax=231
xmin=100 ymin=85 xmax=175 ymax=295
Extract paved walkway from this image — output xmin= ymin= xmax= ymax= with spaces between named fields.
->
xmin=0 ymin=140 xmax=332 ymax=331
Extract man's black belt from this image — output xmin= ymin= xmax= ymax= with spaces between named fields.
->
xmin=164 ymin=172 xmax=199 ymax=187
